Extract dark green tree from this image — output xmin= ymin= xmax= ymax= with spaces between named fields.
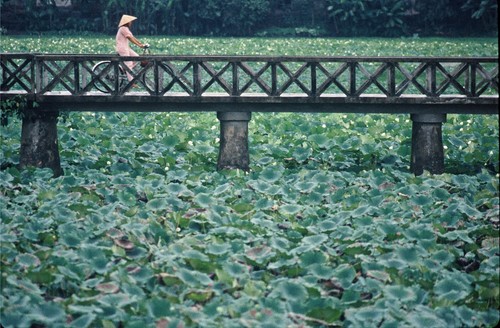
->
xmin=326 ymin=0 xmax=408 ymax=37
xmin=0 ymin=0 xmax=497 ymax=36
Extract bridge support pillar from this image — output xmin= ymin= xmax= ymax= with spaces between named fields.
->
xmin=20 ymin=110 xmax=63 ymax=177
xmin=410 ymin=113 xmax=446 ymax=176
xmin=217 ymin=112 xmax=251 ymax=171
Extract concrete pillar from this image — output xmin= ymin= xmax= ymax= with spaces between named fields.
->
xmin=20 ymin=110 xmax=63 ymax=177
xmin=410 ymin=113 xmax=446 ymax=176
xmin=217 ymin=112 xmax=251 ymax=171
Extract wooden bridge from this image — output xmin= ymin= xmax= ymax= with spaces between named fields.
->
xmin=1 ymin=53 xmax=498 ymax=176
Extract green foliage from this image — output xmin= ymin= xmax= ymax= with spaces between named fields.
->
xmin=327 ymin=0 xmax=408 ymax=37
xmin=461 ymin=0 xmax=498 ymax=35
xmin=186 ymin=0 xmax=271 ymax=36
xmin=2 ymin=35 xmax=498 ymax=57
xmin=0 ymin=37 xmax=499 ymax=327
xmin=256 ymin=26 xmax=328 ymax=37
xmin=463 ymin=0 xmax=498 ymax=20
xmin=409 ymin=0 xmax=498 ymax=37
xmin=0 ymin=95 xmax=28 ymax=126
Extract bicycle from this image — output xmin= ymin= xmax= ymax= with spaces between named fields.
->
xmin=92 ymin=46 xmax=155 ymax=93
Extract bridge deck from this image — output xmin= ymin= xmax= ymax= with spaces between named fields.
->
xmin=1 ymin=53 xmax=498 ymax=114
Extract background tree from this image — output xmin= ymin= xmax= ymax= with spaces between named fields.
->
xmin=0 ymin=0 xmax=497 ymax=37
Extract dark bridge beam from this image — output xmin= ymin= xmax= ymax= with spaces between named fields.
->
xmin=36 ymin=99 xmax=498 ymax=115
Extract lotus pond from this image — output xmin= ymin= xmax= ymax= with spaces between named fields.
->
xmin=0 ymin=36 xmax=499 ymax=327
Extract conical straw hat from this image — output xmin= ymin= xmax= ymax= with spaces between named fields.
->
xmin=118 ymin=15 xmax=137 ymax=27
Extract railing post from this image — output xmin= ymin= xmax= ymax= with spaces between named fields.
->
xmin=35 ymin=55 xmax=43 ymax=93
xmin=388 ymin=62 xmax=396 ymax=96
xmin=310 ymin=62 xmax=317 ymax=97
xmin=410 ymin=113 xmax=447 ymax=176
xmin=0 ymin=55 xmax=7 ymax=91
xmin=154 ymin=59 xmax=160 ymax=95
xmin=470 ymin=62 xmax=477 ymax=97
xmin=427 ymin=61 xmax=437 ymax=96
xmin=232 ymin=62 xmax=239 ymax=96
xmin=217 ymin=112 xmax=251 ymax=171
xmin=193 ymin=62 xmax=201 ymax=96
xmin=19 ymin=107 xmax=63 ymax=177
xmin=74 ymin=59 xmax=80 ymax=95
xmin=271 ymin=62 xmax=277 ymax=96
xmin=349 ymin=62 xmax=356 ymax=96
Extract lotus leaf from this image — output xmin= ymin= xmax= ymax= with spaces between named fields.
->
xmin=333 ymin=264 xmax=356 ymax=289
xmin=69 ymin=313 xmax=97 ymax=328
xmin=30 ymin=303 xmax=66 ymax=324
xmin=293 ymin=147 xmax=312 ymax=162
xmin=259 ymin=167 xmax=283 ymax=183
xmin=117 ymin=189 xmax=137 ymax=207
xmin=185 ymin=289 xmax=214 ymax=303
xmin=58 ymin=265 xmax=84 ymax=281
xmin=147 ymin=198 xmax=169 ymax=211
xmin=97 ymin=293 xmax=135 ymax=308
xmin=347 ymin=306 xmax=385 ymax=324
xmin=96 ymin=282 xmax=120 ymax=294
xmin=341 ymin=289 xmax=360 ymax=304
xmin=299 ymin=251 xmax=327 ymax=267
xmin=308 ymin=134 xmax=331 ymax=149
xmin=177 ymin=268 xmax=213 ymax=287
xmin=206 ymin=243 xmax=231 ymax=255
xmin=406 ymin=309 xmax=447 ymax=328
xmin=16 ymin=253 xmax=41 ymax=268
xmin=276 ymin=280 xmax=308 ymax=301
xmin=279 ymin=204 xmax=302 ymax=215
xmin=309 ymin=264 xmax=335 ymax=279
xmin=302 ymin=234 xmax=328 ymax=246
xmin=246 ymin=246 xmax=275 ymax=265
xmin=434 ymin=276 xmax=472 ymax=302
xmin=194 ymin=193 xmax=215 ymax=207
xmin=146 ymin=298 xmax=172 ymax=318
xmin=396 ymin=246 xmax=420 ymax=264
xmin=384 ymin=285 xmax=417 ymax=302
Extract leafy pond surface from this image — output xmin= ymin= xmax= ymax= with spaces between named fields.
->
xmin=1 ymin=37 xmax=499 ymax=327
xmin=3 ymin=35 xmax=499 ymax=57
xmin=1 ymin=111 xmax=498 ymax=328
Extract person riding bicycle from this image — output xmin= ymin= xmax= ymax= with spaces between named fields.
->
xmin=116 ymin=15 xmax=149 ymax=82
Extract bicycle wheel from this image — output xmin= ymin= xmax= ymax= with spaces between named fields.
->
xmin=92 ymin=61 xmax=125 ymax=93
xmin=140 ymin=63 xmax=155 ymax=93
xmin=142 ymin=62 xmax=177 ymax=93
xmin=139 ymin=60 xmax=169 ymax=93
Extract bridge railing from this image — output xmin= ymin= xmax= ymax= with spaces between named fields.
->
xmin=1 ymin=54 xmax=498 ymax=101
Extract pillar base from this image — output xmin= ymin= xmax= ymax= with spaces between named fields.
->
xmin=19 ymin=110 xmax=63 ymax=177
xmin=410 ymin=114 xmax=446 ymax=176
xmin=217 ymin=112 xmax=251 ymax=171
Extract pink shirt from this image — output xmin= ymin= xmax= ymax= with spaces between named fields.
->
xmin=115 ymin=26 xmax=135 ymax=55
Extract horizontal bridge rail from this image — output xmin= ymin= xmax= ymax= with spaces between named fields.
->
xmin=1 ymin=53 xmax=498 ymax=113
